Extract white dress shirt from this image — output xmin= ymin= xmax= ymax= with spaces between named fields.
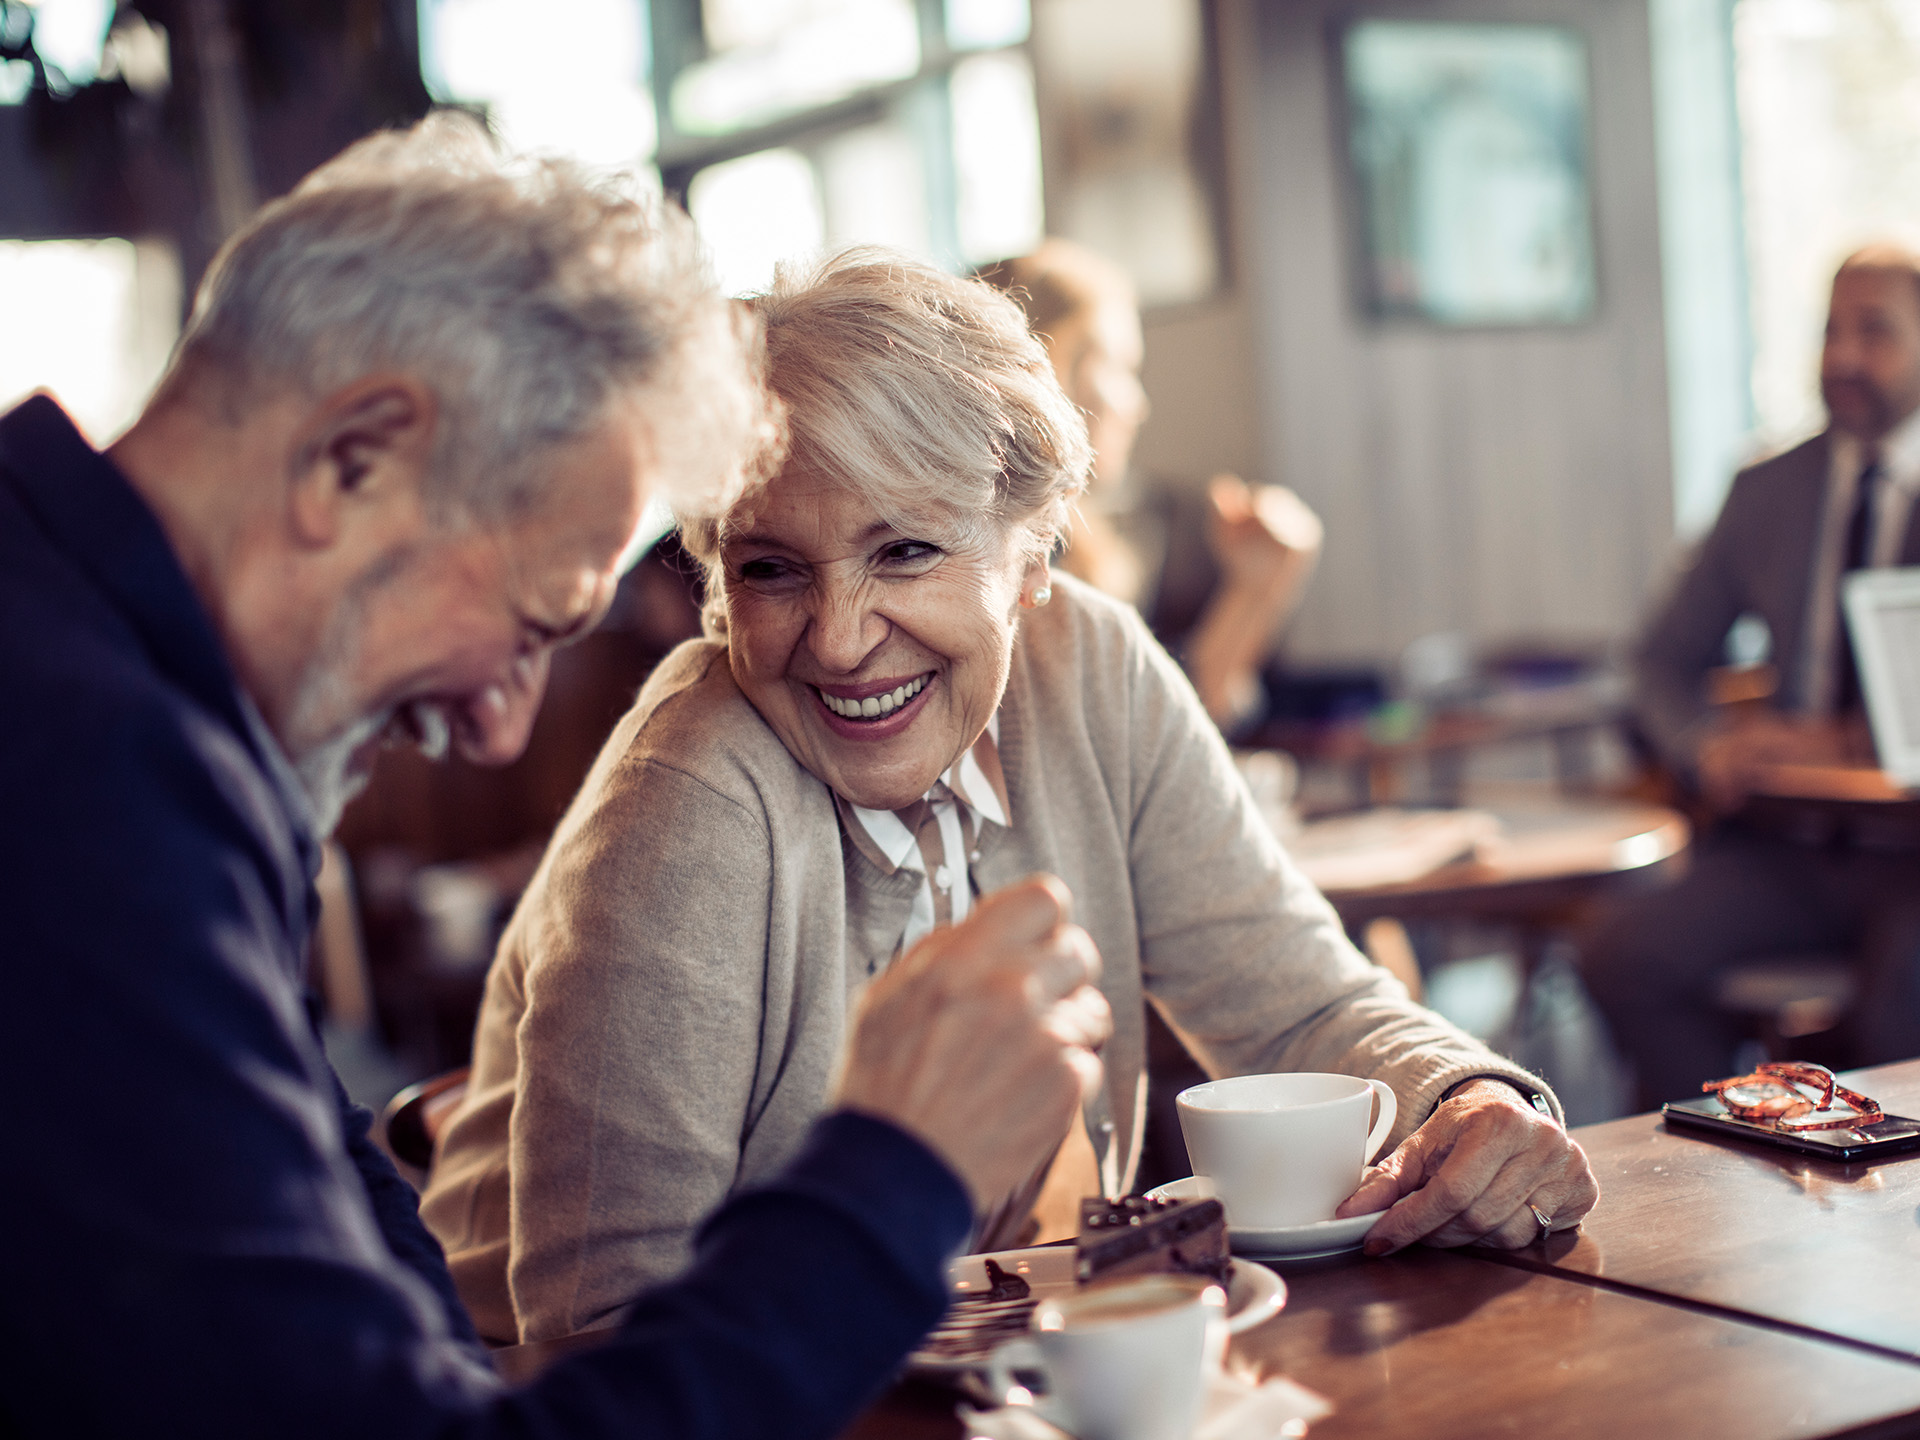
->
xmin=831 ymin=715 xmax=1009 ymax=955
xmin=1799 ymin=406 xmax=1920 ymax=714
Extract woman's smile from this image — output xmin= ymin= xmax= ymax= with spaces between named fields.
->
xmin=719 ymin=467 xmax=1039 ymax=811
xmin=810 ymin=672 xmax=935 ymax=739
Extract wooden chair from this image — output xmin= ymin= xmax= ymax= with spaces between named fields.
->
xmin=382 ymin=1067 xmax=470 ymax=1172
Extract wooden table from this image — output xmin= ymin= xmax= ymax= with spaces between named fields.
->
xmin=1739 ymin=765 xmax=1920 ymax=851
xmin=495 ymin=1069 xmax=1920 ymax=1436
xmin=1237 ymin=1248 xmax=1920 ymax=1440
xmin=1316 ymin=791 xmax=1689 ymax=932
xmin=1486 ymin=1059 xmax=1920 ymax=1365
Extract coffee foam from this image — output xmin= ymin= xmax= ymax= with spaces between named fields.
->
xmin=1039 ymin=1274 xmax=1220 ymax=1330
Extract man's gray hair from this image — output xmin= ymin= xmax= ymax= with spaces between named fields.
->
xmin=165 ymin=110 xmax=776 ymax=518
xmin=680 ymin=248 xmax=1091 ymax=597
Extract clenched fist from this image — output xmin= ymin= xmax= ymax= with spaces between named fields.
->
xmin=833 ymin=874 xmax=1111 ymax=1206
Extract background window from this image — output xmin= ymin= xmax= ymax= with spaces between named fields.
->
xmin=0 ymin=237 xmax=179 ymax=443
xmin=1735 ymin=0 xmax=1920 ymax=446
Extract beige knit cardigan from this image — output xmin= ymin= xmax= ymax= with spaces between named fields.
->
xmin=420 ymin=576 xmax=1558 ymax=1343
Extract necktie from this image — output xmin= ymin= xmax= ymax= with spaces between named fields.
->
xmin=1834 ymin=458 xmax=1884 ymax=713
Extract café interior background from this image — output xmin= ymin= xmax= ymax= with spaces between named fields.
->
xmin=7 ymin=0 xmax=1920 ymax=1120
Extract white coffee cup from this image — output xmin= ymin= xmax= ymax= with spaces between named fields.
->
xmin=983 ymin=1273 xmax=1226 ymax=1440
xmin=1176 ymin=1072 xmax=1398 ymax=1229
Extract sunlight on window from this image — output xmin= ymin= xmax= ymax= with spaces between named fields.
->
xmin=702 ymin=0 xmax=808 ymax=51
xmin=949 ymin=50 xmax=1044 ymax=265
xmin=418 ymin=0 xmax=656 ymax=170
xmin=819 ymin=122 xmax=931 ymax=257
xmin=0 ymin=238 xmax=180 ymax=444
xmin=1737 ymin=0 xmax=1920 ymax=443
xmin=946 ymin=0 xmax=1029 ymax=51
xmin=687 ymin=147 xmax=824 ymax=295
xmin=25 ymin=0 xmax=111 ymax=87
xmin=671 ymin=0 xmax=919 ymax=136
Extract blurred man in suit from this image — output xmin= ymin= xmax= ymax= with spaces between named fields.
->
xmin=1588 ymin=245 xmax=1920 ymax=1107
xmin=0 ymin=113 xmax=1107 ymax=1439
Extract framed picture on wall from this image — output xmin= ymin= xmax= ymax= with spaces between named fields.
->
xmin=1337 ymin=18 xmax=1597 ymax=326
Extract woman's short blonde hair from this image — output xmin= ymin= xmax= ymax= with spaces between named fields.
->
xmin=680 ymin=247 xmax=1092 ymax=591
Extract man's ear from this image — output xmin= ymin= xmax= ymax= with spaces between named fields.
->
xmin=286 ymin=376 xmax=439 ymax=549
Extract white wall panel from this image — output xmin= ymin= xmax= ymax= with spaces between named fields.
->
xmin=1239 ymin=0 xmax=1676 ymax=663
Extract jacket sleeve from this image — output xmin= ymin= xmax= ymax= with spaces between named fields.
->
xmin=1630 ymin=479 xmax=1756 ymax=774
xmin=323 ymin=1045 xmax=485 ymax=1350
xmin=1114 ymin=617 xmax=1562 ymax=1142
xmin=506 ymin=1113 xmax=971 ymax=1440
xmin=0 ymin=706 xmax=968 ymax=1440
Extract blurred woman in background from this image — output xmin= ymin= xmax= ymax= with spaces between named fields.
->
xmin=979 ymin=239 xmax=1323 ymax=732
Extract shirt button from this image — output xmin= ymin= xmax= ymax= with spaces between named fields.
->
xmin=934 ymin=864 xmax=951 ymax=889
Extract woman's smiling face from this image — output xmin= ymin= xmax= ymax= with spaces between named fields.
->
xmin=720 ymin=467 xmax=1044 ymax=811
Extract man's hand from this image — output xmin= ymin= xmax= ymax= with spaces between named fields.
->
xmin=833 ymin=874 xmax=1111 ymax=1208
xmin=1696 ymin=712 xmax=1851 ymax=811
xmin=1333 ymin=1080 xmax=1599 ymax=1255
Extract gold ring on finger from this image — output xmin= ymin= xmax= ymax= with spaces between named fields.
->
xmin=1528 ymin=1203 xmax=1553 ymax=1245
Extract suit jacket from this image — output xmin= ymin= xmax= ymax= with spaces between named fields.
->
xmin=1633 ymin=431 xmax=1920 ymax=771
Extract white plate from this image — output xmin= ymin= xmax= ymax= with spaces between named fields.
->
xmin=1144 ymin=1175 xmax=1384 ymax=1259
xmin=911 ymin=1244 xmax=1285 ymax=1376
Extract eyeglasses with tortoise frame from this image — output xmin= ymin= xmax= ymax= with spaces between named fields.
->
xmin=1702 ymin=1061 xmax=1883 ymax=1131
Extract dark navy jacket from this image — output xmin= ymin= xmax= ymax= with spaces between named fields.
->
xmin=0 ymin=395 xmax=969 ymax=1438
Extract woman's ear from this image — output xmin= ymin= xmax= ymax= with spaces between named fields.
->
xmin=1017 ymin=553 xmax=1054 ymax=610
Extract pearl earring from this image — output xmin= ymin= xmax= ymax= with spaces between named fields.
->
xmin=1029 ymin=584 xmax=1052 ymax=608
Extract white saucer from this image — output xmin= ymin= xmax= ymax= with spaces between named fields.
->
xmin=1144 ymin=1175 xmax=1384 ymax=1259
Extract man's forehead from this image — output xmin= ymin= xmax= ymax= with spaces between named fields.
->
xmin=1834 ymin=266 xmax=1920 ymax=311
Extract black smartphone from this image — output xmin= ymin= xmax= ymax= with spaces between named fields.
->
xmin=1661 ymin=1095 xmax=1920 ymax=1161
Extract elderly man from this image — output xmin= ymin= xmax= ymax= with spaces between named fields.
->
xmin=1588 ymin=245 xmax=1920 ymax=1106
xmin=0 ymin=115 xmax=1107 ymax=1438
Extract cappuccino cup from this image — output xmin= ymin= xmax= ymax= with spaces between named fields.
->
xmin=1177 ymin=1072 xmax=1397 ymax=1230
xmin=983 ymin=1274 xmax=1225 ymax=1440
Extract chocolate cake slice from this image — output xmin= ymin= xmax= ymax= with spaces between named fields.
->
xmin=1075 ymin=1195 xmax=1230 ymax=1285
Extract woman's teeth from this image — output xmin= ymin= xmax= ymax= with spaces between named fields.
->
xmin=819 ymin=674 xmax=929 ymax=720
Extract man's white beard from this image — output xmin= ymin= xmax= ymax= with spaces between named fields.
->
xmin=284 ymin=580 xmax=395 ymax=836
xmin=294 ymin=713 xmax=385 ymax=836
xmin=282 ymin=550 xmax=456 ymax=835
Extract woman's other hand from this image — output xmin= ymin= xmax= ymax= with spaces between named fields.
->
xmin=1334 ymin=1079 xmax=1599 ymax=1254
xmin=1205 ymin=476 xmax=1323 ymax=593
xmin=833 ymin=874 xmax=1111 ymax=1207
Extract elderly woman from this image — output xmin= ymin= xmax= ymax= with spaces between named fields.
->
xmin=421 ymin=252 xmax=1596 ymax=1345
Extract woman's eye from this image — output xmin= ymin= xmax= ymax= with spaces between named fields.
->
xmin=735 ymin=557 xmax=805 ymax=593
xmin=878 ymin=540 xmax=942 ymax=571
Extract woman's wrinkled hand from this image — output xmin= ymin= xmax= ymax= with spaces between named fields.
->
xmin=1333 ymin=1079 xmax=1599 ymax=1255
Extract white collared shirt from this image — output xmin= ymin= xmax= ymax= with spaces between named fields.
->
xmin=1799 ymin=406 xmax=1920 ymax=714
xmin=832 ymin=716 xmax=1009 ymax=955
